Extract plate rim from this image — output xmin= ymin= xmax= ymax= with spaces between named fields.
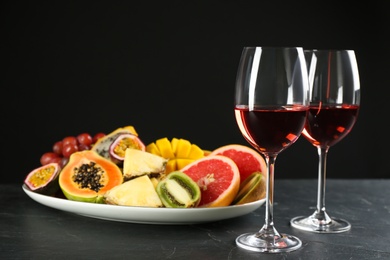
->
xmin=22 ymin=184 xmax=265 ymax=224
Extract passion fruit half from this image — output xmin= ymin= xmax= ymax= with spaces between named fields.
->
xmin=91 ymin=125 xmax=138 ymax=160
xmin=109 ymin=133 xmax=145 ymax=164
xmin=24 ymin=162 xmax=61 ymax=195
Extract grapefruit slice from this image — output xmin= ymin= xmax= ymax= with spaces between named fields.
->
xmin=181 ymin=155 xmax=240 ymax=207
xmin=209 ymin=144 xmax=267 ymax=184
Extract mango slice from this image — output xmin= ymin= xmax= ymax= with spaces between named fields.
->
xmin=175 ymin=139 xmax=191 ymax=158
xmin=188 ymin=144 xmax=205 ymax=159
xmin=146 ymin=137 xmax=205 ymax=174
xmin=155 ymin=138 xmax=175 ymax=159
xmin=145 ymin=142 xmax=161 ymax=156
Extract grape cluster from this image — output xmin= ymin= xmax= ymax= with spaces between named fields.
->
xmin=40 ymin=132 xmax=106 ymax=167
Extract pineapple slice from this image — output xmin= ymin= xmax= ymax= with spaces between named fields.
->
xmin=104 ymin=175 xmax=163 ymax=207
xmin=123 ymin=148 xmax=168 ymax=180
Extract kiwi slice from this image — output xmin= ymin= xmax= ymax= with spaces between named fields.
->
xmin=156 ymin=171 xmax=201 ymax=208
xmin=233 ymin=172 xmax=266 ymax=205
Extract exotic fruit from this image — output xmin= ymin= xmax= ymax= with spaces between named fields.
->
xmin=58 ymin=150 xmax=123 ymax=203
xmin=181 ymin=155 xmax=240 ymax=207
xmin=146 ymin=137 xmax=205 ymax=174
xmin=104 ymin=175 xmax=163 ymax=207
xmin=156 ymin=171 xmax=201 ymax=208
xmin=233 ymin=172 xmax=266 ymax=205
xmin=123 ymin=148 xmax=168 ymax=181
xmin=24 ymin=162 xmax=60 ymax=195
xmin=209 ymin=144 xmax=266 ymax=184
xmin=91 ymin=126 xmax=139 ymax=161
xmin=109 ymin=133 xmax=145 ymax=164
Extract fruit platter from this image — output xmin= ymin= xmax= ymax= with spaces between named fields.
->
xmin=23 ymin=125 xmax=267 ymax=224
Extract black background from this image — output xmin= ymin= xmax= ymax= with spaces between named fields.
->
xmin=2 ymin=1 xmax=389 ymax=183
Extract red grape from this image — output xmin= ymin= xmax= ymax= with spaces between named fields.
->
xmin=50 ymin=156 xmax=63 ymax=165
xmin=62 ymin=143 xmax=79 ymax=158
xmin=39 ymin=131 xmax=106 ymax=166
xmin=52 ymin=141 xmax=63 ymax=155
xmin=77 ymin=133 xmax=93 ymax=146
xmin=62 ymin=136 xmax=78 ymax=147
xmin=60 ymin=157 xmax=69 ymax=168
xmin=78 ymin=143 xmax=90 ymax=151
xmin=93 ymin=132 xmax=106 ymax=144
xmin=40 ymin=152 xmax=60 ymax=166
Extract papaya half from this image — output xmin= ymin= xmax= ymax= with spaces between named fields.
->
xmin=59 ymin=150 xmax=123 ymax=203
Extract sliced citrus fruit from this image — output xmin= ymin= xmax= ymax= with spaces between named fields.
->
xmin=209 ymin=144 xmax=267 ymax=184
xmin=181 ymin=155 xmax=240 ymax=207
xmin=147 ymin=137 xmax=205 ymax=174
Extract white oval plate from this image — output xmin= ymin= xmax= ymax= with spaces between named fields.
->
xmin=23 ymin=185 xmax=265 ymax=225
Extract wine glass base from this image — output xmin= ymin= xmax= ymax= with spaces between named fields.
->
xmin=290 ymin=215 xmax=351 ymax=233
xmin=236 ymin=232 xmax=302 ymax=253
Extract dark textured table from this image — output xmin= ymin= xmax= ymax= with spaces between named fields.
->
xmin=1 ymin=179 xmax=389 ymax=259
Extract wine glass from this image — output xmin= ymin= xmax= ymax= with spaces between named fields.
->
xmin=234 ymin=46 xmax=309 ymax=253
xmin=290 ymin=49 xmax=361 ymax=233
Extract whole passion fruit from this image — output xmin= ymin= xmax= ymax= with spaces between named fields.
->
xmin=24 ymin=162 xmax=61 ymax=195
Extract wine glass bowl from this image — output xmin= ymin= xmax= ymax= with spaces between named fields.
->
xmin=290 ymin=49 xmax=360 ymax=233
xmin=234 ymin=47 xmax=309 ymax=253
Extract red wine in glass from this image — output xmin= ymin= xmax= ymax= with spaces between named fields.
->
xmin=234 ymin=47 xmax=308 ymax=253
xmin=290 ymin=49 xmax=360 ymax=233
xmin=302 ymin=105 xmax=359 ymax=148
xmin=235 ymin=105 xmax=308 ymax=155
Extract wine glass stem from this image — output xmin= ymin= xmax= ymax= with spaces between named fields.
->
xmin=262 ymin=155 xmax=279 ymax=235
xmin=315 ymin=147 xmax=331 ymax=223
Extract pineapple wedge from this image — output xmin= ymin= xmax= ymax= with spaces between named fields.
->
xmin=104 ymin=175 xmax=163 ymax=207
xmin=123 ymin=148 xmax=168 ymax=180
